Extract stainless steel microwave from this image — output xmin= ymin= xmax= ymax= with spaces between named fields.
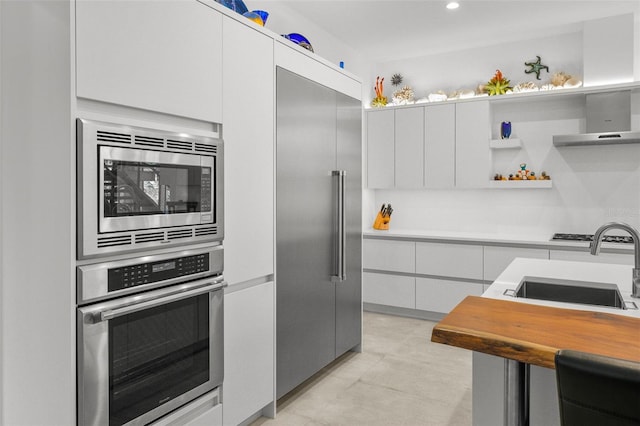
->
xmin=77 ymin=119 xmax=223 ymax=259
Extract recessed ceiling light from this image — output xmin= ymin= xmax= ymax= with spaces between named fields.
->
xmin=446 ymin=2 xmax=460 ymax=9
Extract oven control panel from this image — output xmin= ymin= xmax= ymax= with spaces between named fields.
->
xmin=108 ymin=253 xmax=210 ymax=292
xmin=77 ymin=246 xmax=224 ymax=305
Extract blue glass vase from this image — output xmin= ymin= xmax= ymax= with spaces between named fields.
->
xmin=501 ymin=121 xmax=512 ymax=139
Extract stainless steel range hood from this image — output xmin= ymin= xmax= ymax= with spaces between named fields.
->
xmin=553 ymin=91 xmax=640 ymax=146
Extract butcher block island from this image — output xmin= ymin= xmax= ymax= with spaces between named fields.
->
xmin=431 ymin=258 xmax=640 ymax=426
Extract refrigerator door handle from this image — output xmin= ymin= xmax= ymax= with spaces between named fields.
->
xmin=332 ymin=170 xmax=346 ymax=282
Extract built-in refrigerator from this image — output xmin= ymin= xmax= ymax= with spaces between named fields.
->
xmin=276 ymin=67 xmax=362 ymax=399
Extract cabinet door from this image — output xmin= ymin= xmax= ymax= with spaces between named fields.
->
xmin=363 ymin=272 xmax=415 ymax=309
xmin=455 ymin=101 xmax=490 ymax=188
xmin=363 ymin=239 xmax=415 ymax=273
xmin=416 ymin=242 xmax=483 ymax=280
xmin=484 ymin=246 xmax=549 ymax=282
xmin=416 ymin=278 xmax=483 ymax=313
xmin=366 ymin=109 xmax=395 ymax=188
xmin=76 ymin=0 xmax=222 ymax=122
xmin=223 ymin=282 xmax=275 ymax=426
xmin=222 ymin=17 xmax=274 ymax=285
xmin=395 ymin=107 xmax=424 ymax=188
xmin=425 ymin=103 xmax=455 ymax=188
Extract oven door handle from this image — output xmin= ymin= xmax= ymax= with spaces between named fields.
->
xmin=97 ymin=278 xmax=227 ymax=322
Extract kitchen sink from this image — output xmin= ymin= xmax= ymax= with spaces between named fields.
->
xmin=506 ymin=276 xmax=628 ymax=310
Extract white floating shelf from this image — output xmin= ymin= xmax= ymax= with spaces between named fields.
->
xmin=490 ymin=138 xmax=522 ymax=149
xmin=488 ymin=180 xmax=552 ymax=189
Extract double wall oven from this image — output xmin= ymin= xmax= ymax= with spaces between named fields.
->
xmin=76 ymin=119 xmax=225 ymax=425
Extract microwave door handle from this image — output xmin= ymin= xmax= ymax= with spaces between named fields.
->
xmin=97 ymin=279 xmax=226 ymax=322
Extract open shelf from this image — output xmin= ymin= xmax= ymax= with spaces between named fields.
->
xmin=488 ymin=180 xmax=552 ymax=189
xmin=490 ymin=138 xmax=522 ymax=149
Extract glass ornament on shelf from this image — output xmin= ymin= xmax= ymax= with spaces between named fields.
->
xmin=501 ymin=121 xmax=512 ymax=139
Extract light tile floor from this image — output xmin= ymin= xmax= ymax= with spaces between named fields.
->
xmin=252 ymin=311 xmax=472 ymax=426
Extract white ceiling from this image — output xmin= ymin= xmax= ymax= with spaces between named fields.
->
xmin=265 ymin=1 xmax=640 ymax=63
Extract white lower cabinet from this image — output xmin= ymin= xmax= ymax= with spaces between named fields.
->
xmin=363 ymin=239 xmax=415 ymax=273
xmin=223 ymin=282 xmax=275 ymax=426
xmin=416 ymin=242 xmax=483 ymax=280
xmin=416 ymin=277 xmax=484 ymax=313
xmin=363 ymin=272 xmax=415 ymax=309
xmin=549 ymin=249 xmax=633 ymax=265
xmin=185 ymin=403 xmax=222 ymax=426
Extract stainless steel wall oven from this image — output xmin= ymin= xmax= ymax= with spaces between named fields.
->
xmin=77 ymin=119 xmax=224 ymax=259
xmin=77 ymin=246 xmax=225 ymax=425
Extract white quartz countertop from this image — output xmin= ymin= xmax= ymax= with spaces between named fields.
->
xmin=483 ymin=258 xmax=640 ymax=318
xmin=363 ymin=228 xmax=634 ymax=253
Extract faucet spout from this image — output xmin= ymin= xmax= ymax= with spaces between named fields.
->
xmin=590 ymin=222 xmax=640 ymax=298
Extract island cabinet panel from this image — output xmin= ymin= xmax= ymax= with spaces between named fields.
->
xmin=366 ymin=109 xmax=395 ymax=188
xmin=395 ymin=107 xmax=425 ymax=188
xmin=363 ymin=238 xmax=415 ymax=273
xmin=549 ymin=249 xmax=634 ymax=265
xmin=483 ymin=246 xmax=550 ymax=281
xmin=222 ymin=16 xmax=275 ymax=286
xmin=363 ymin=272 xmax=415 ymax=309
xmin=415 ymin=242 xmax=483 ymax=280
xmin=76 ymin=0 xmax=222 ymax=122
xmin=455 ymin=101 xmax=491 ymax=188
xmin=223 ymin=282 xmax=275 ymax=426
xmin=425 ymin=103 xmax=456 ymax=188
xmin=416 ymin=277 xmax=483 ymax=313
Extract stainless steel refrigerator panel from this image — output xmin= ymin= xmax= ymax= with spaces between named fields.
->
xmin=276 ymin=68 xmax=338 ymax=399
xmin=335 ymin=92 xmax=363 ymax=356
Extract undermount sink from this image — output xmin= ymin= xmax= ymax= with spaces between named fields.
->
xmin=506 ymin=276 xmax=628 ymax=310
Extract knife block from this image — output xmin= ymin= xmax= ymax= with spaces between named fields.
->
xmin=373 ymin=211 xmax=390 ymax=230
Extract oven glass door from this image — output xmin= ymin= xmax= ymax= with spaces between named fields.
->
xmin=100 ymin=146 xmax=215 ymax=233
xmin=78 ymin=281 xmax=224 ymax=426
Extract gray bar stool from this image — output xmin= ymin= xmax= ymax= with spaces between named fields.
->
xmin=555 ymin=349 xmax=640 ymax=426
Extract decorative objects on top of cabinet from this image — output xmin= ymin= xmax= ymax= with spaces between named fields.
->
xmin=281 ymin=33 xmax=314 ymax=52
xmin=217 ymin=0 xmax=248 ymax=14
xmin=371 ymin=76 xmax=388 ymax=107
xmin=524 ymin=55 xmax=549 ymax=80
xmin=484 ymin=69 xmax=513 ymax=96
xmin=243 ymin=10 xmax=267 ymax=26
xmin=500 ymin=121 xmax=512 ymax=139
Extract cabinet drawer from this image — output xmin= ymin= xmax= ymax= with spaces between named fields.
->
xmin=416 ymin=277 xmax=483 ymax=314
xmin=363 ymin=239 xmax=415 ymax=273
xmin=484 ymin=246 xmax=549 ymax=281
xmin=363 ymin=272 xmax=415 ymax=309
xmin=415 ymin=242 xmax=482 ymax=279
xmin=549 ymin=250 xmax=633 ymax=265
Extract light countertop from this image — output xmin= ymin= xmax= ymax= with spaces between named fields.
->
xmin=483 ymin=257 xmax=640 ymax=318
xmin=363 ymin=228 xmax=634 ymax=254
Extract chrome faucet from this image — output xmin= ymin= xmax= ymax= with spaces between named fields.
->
xmin=590 ymin=222 xmax=640 ymax=298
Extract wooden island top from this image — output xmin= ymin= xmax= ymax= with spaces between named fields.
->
xmin=431 ymin=295 xmax=640 ymax=369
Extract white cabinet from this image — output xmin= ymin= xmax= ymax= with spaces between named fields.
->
xmin=76 ymin=0 xmax=222 ymax=122
xmin=363 ymin=272 xmax=415 ymax=309
xmin=455 ymin=101 xmax=491 ymax=188
xmin=395 ymin=107 xmax=425 ymax=188
xmin=363 ymin=239 xmax=415 ymax=273
xmin=416 ymin=242 xmax=483 ymax=280
xmin=425 ymin=103 xmax=456 ymax=188
xmin=549 ymin=249 xmax=634 ymax=265
xmin=223 ymin=282 xmax=275 ymax=426
xmin=416 ymin=278 xmax=483 ymax=313
xmin=222 ymin=16 xmax=274 ymax=286
xmin=366 ymin=109 xmax=395 ymax=188
xmin=484 ymin=246 xmax=550 ymax=281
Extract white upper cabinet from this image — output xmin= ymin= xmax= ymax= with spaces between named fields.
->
xmin=222 ymin=16 xmax=275 ymax=285
xmin=76 ymin=0 xmax=223 ymax=123
xmin=455 ymin=101 xmax=491 ymax=188
xmin=366 ymin=109 xmax=395 ymax=188
xmin=395 ymin=107 xmax=425 ymax=188
xmin=425 ymin=103 xmax=455 ymax=188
